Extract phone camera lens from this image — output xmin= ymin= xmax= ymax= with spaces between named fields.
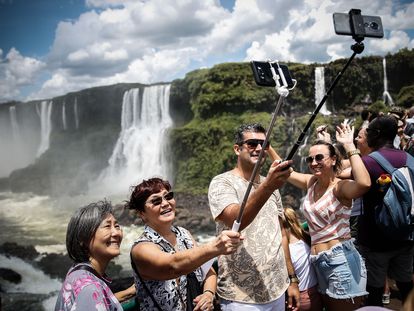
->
xmin=370 ymin=22 xmax=379 ymax=30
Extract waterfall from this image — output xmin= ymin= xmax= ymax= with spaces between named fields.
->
xmin=74 ymin=97 xmax=79 ymax=129
xmin=383 ymin=58 xmax=394 ymax=106
xmin=36 ymin=100 xmax=53 ymax=157
xmin=62 ymin=101 xmax=67 ymax=130
xmin=9 ymin=106 xmax=20 ymax=140
xmin=93 ymin=84 xmax=173 ymax=195
xmin=314 ymin=67 xmax=331 ymax=115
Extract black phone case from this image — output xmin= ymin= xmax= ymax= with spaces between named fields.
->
xmin=333 ymin=13 xmax=383 ymax=38
xmin=250 ymin=61 xmax=294 ymax=87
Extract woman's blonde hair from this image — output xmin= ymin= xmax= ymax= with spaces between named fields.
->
xmin=283 ymin=207 xmax=311 ymax=246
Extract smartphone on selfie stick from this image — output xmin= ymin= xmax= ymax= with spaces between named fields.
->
xmin=284 ymin=8 xmax=383 ymax=162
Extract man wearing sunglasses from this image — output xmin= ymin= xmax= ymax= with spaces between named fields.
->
xmin=208 ymin=123 xmax=299 ymax=311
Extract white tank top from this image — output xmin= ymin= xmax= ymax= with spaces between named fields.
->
xmin=288 ymin=240 xmax=318 ymax=291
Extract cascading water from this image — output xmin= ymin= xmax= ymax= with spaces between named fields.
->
xmin=94 ymin=84 xmax=173 ymax=195
xmin=62 ymin=101 xmax=67 ymax=130
xmin=9 ymin=106 xmax=20 ymax=140
xmin=315 ymin=67 xmax=331 ymax=115
xmin=74 ymin=97 xmax=79 ymax=129
xmin=36 ymin=100 xmax=53 ymax=157
xmin=383 ymin=58 xmax=394 ymax=106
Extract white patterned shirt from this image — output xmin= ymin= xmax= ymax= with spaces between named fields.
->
xmin=208 ymin=172 xmax=289 ymax=303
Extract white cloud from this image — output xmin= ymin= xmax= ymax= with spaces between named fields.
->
xmin=0 ymin=48 xmax=45 ymax=102
xmin=370 ymin=30 xmax=414 ymax=53
xmin=1 ymin=0 xmax=413 ymax=102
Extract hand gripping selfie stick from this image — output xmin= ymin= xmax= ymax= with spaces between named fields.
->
xmin=232 ymin=61 xmax=296 ymax=232
xmin=285 ymin=12 xmax=365 ymax=162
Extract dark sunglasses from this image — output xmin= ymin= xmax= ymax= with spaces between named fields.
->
xmin=305 ymin=153 xmax=330 ymax=164
xmin=241 ymin=139 xmax=269 ymax=150
xmin=146 ymin=191 xmax=174 ymax=206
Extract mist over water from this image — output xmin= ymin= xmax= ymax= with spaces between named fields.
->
xmin=0 ymin=105 xmax=40 ymax=177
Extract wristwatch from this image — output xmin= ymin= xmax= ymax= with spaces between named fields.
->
xmin=289 ymin=274 xmax=299 ymax=284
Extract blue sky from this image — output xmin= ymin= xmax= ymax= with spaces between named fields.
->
xmin=0 ymin=0 xmax=413 ymax=103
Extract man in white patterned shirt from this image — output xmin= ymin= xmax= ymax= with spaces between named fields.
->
xmin=208 ymin=123 xmax=300 ymax=311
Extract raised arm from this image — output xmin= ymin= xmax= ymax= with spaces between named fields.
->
xmin=335 ymin=124 xmax=371 ymax=201
xmin=131 ymin=230 xmax=242 ymax=280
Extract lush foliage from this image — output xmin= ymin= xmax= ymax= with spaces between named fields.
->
xmin=169 ymin=48 xmax=414 ymax=194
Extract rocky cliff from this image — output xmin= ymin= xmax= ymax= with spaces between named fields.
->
xmin=1 ymin=48 xmax=413 ymax=201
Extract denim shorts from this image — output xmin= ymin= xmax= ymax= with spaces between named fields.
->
xmin=310 ymin=239 xmax=368 ymax=300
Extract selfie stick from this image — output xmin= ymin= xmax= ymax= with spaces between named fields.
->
xmin=284 ymin=41 xmax=364 ymax=161
xmin=232 ymin=61 xmax=295 ymax=232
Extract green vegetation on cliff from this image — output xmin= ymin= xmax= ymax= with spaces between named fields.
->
xmin=169 ymin=48 xmax=414 ymax=195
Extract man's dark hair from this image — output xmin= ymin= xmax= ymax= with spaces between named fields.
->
xmin=234 ymin=123 xmax=266 ymax=145
xmin=127 ymin=177 xmax=171 ymax=212
xmin=66 ymin=200 xmax=113 ymax=263
xmin=366 ymin=116 xmax=398 ymax=150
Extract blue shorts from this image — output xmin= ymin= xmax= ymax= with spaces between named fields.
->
xmin=310 ymin=239 xmax=368 ymax=300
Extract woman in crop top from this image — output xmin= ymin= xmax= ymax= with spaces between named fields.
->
xmin=283 ymin=124 xmax=371 ymax=310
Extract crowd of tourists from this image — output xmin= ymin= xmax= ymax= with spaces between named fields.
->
xmin=54 ymin=105 xmax=414 ymax=311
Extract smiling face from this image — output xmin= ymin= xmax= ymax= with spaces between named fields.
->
xmin=139 ymin=188 xmax=176 ymax=228
xmin=235 ymin=131 xmax=267 ymax=167
xmin=307 ymin=144 xmax=336 ymax=176
xmin=88 ymin=214 xmax=123 ymax=263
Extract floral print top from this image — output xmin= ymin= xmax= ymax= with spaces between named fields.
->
xmin=131 ymin=225 xmax=203 ymax=311
xmin=54 ymin=263 xmax=122 ymax=311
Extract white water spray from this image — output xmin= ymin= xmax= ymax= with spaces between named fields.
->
xmin=74 ymin=97 xmax=79 ymax=129
xmin=9 ymin=106 xmax=20 ymax=140
xmin=93 ymin=84 xmax=173 ymax=195
xmin=62 ymin=101 xmax=67 ymax=130
xmin=383 ymin=58 xmax=394 ymax=106
xmin=36 ymin=100 xmax=53 ymax=157
xmin=0 ymin=254 xmax=61 ymax=294
xmin=315 ymin=67 xmax=331 ymax=115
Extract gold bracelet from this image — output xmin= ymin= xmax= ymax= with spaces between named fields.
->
xmin=347 ymin=149 xmax=361 ymax=158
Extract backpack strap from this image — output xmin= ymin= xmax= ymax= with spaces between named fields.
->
xmin=69 ymin=263 xmax=112 ymax=285
xmin=405 ymin=152 xmax=414 ymax=169
xmin=368 ymin=151 xmax=396 ymax=174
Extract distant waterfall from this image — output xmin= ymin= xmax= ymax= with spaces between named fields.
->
xmin=9 ymin=106 xmax=20 ymax=140
xmin=94 ymin=84 xmax=173 ymax=195
xmin=314 ymin=67 xmax=331 ymax=115
xmin=36 ymin=100 xmax=53 ymax=157
xmin=62 ymin=101 xmax=67 ymax=130
xmin=383 ymin=58 xmax=394 ymax=105
xmin=74 ymin=97 xmax=79 ymax=129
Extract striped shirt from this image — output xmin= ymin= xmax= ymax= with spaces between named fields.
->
xmin=302 ymin=181 xmax=351 ymax=245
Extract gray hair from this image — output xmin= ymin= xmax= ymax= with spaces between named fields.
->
xmin=66 ymin=200 xmax=113 ymax=263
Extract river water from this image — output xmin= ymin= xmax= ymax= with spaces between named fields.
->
xmin=0 ymin=191 xmax=144 ymax=310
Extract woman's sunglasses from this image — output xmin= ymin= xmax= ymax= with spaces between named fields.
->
xmin=305 ymin=153 xmax=330 ymax=164
xmin=146 ymin=191 xmax=174 ymax=206
xmin=241 ymin=139 xmax=270 ymax=150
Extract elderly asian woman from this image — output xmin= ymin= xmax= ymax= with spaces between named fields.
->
xmin=55 ymin=200 xmax=129 ymax=311
xmin=127 ymin=177 xmax=243 ymax=311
